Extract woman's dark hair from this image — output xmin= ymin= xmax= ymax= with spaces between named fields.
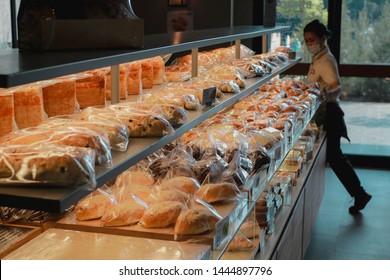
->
xmin=303 ymin=19 xmax=332 ymax=39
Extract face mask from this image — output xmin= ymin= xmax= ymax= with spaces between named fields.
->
xmin=307 ymin=44 xmax=322 ymax=55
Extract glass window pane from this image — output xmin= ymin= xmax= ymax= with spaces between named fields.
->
xmin=276 ymin=0 xmax=328 ymax=62
xmin=0 ymin=0 xmax=12 ymax=50
xmin=340 ymin=0 xmax=390 ymax=64
xmin=340 ymin=77 xmax=390 ymax=157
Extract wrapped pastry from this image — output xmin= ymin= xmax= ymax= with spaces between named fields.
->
xmin=193 ymin=154 xmax=228 ymax=184
xmin=75 ymin=190 xmax=114 ymax=221
xmin=76 ymin=107 xmax=174 ymax=138
xmin=40 ymin=117 xmax=129 ymax=152
xmin=0 ymin=144 xmax=96 ymax=188
xmin=0 ymin=127 xmax=112 ymax=167
xmin=226 ymin=232 xmax=254 ymax=251
xmin=194 ymin=182 xmax=241 ymax=203
xmin=101 ymin=201 xmax=146 ymax=227
xmin=139 ymin=201 xmax=185 ymax=228
xmin=174 ymin=207 xmax=220 ymax=235
xmin=111 ymin=183 xmax=153 ymax=203
xmin=110 ymin=102 xmax=187 ymax=127
xmin=158 ymin=176 xmax=200 ymax=194
xmin=164 ymin=65 xmax=191 ymax=82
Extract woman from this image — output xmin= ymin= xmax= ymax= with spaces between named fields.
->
xmin=303 ymin=19 xmax=371 ymax=214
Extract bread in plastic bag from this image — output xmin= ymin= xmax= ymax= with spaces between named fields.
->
xmin=0 ymin=143 xmax=96 ymax=188
xmin=139 ymin=201 xmax=186 ymax=228
xmin=194 ymin=182 xmax=241 ymax=204
xmin=41 ymin=117 xmax=129 ymax=152
xmin=0 ymin=126 xmax=112 ymax=167
xmin=75 ymin=187 xmax=115 ymax=221
xmin=101 ymin=201 xmax=146 ymax=227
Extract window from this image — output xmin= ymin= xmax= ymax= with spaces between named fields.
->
xmin=276 ymin=0 xmax=390 ymax=160
xmin=276 ymin=0 xmax=328 ymax=62
xmin=340 ymin=0 xmax=390 ymax=64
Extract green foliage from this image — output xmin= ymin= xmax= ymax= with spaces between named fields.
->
xmin=277 ymin=0 xmax=328 ymax=62
xmin=340 ymin=0 xmax=390 ymax=101
xmin=277 ymin=0 xmax=390 ymax=102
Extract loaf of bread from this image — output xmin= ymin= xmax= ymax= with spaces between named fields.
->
xmin=0 ymin=91 xmax=15 ymax=137
xmin=101 ymin=202 xmax=146 ymax=227
xmin=124 ymin=61 xmax=142 ymax=95
xmin=111 ymin=102 xmax=187 ymax=127
xmin=150 ymin=56 xmax=165 ymax=85
xmin=0 ymin=127 xmax=112 ymax=166
xmin=194 ymin=182 xmax=240 ymax=203
xmin=0 ymin=144 xmax=96 ymax=187
xmin=174 ymin=208 xmax=219 ymax=235
xmin=159 ymin=176 xmax=200 ymax=194
xmin=75 ymin=107 xmax=173 ymax=138
xmin=39 ymin=79 xmax=78 ymax=117
xmin=13 ymin=85 xmax=46 ymax=129
xmin=73 ymin=72 xmax=106 ymax=108
xmin=140 ymin=201 xmax=185 ymax=228
xmin=140 ymin=59 xmax=154 ymax=89
xmin=41 ymin=118 xmax=129 ymax=152
xmin=75 ymin=192 xmax=113 ymax=221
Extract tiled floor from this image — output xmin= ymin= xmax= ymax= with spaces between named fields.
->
xmin=304 ymin=167 xmax=390 ymax=260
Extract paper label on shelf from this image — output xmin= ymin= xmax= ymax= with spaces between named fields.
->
xmin=214 ymin=215 xmax=229 ymax=249
xmin=202 ymin=87 xmax=216 ymax=106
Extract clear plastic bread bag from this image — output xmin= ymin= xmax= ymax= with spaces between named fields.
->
xmin=111 ymin=101 xmax=188 ymax=127
xmin=173 ymin=197 xmax=222 ymax=238
xmin=94 ymin=108 xmax=174 ymax=138
xmin=41 ymin=116 xmax=129 ymax=152
xmin=194 ymin=179 xmax=242 ymax=205
xmin=0 ymin=143 xmax=96 ymax=189
xmin=220 ymin=145 xmax=251 ymax=189
xmin=74 ymin=185 xmax=117 ymax=221
xmin=99 ymin=181 xmax=149 ymax=227
xmin=3 ymin=126 xmax=113 ymax=167
xmin=246 ymin=136 xmax=272 ymax=176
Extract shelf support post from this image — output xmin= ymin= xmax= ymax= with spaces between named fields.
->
xmin=235 ymin=39 xmax=241 ymax=59
xmin=110 ymin=65 xmax=120 ymax=104
xmin=191 ymin=48 xmax=198 ymax=78
xmin=262 ymin=35 xmax=268 ymax=53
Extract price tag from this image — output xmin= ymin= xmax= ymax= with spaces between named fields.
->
xmin=213 ymin=215 xmax=230 ymax=249
xmin=202 ymin=87 xmax=217 ymax=106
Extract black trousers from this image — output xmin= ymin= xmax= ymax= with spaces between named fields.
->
xmin=326 ymin=132 xmax=364 ymax=198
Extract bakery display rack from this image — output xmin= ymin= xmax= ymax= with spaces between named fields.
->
xmin=0 ymin=26 xmax=293 ymax=213
xmin=0 ymin=25 xmax=326 ymax=260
